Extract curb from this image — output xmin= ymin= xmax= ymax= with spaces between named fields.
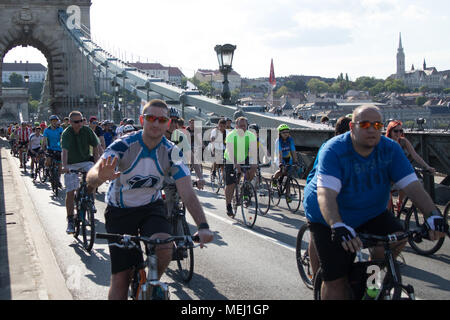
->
xmin=2 ymin=142 xmax=72 ymax=300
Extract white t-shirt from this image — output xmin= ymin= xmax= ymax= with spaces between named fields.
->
xmin=102 ymin=130 xmax=190 ymax=208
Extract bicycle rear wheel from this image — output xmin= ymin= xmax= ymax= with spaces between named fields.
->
xmin=81 ymin=202 xmax=96 ymax=252
xmin=241 ymin=181 xmax=258 ymax=228
xmin=50 ymin=167 xmax=59 ymax=196
xmin=286 ymin=178 xmax=302 ymax=213
xmin=296 ymin=224 xmax=314 ymax=289
xmin=405 ymin=205 xmax=445 ymax=256
xmin=257 ymin=178 xmax=271 ymax=216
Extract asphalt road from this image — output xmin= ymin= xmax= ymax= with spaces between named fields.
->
xmin=10 ymin=153 xmax=450 ymax=300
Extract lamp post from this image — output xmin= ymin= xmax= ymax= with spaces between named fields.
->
xmin=214 ymin=44 xmax=236 ymax=105
xmin=112 ymin=77 xmax=121 ymax=124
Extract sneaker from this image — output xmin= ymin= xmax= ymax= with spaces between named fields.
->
xmin=272 ymin=179 xmax=277 ymax=188
xmin=66 ymin=217 xmax=75 ymax=234
xmin=226 ymin=204 xmax=234 ymax=217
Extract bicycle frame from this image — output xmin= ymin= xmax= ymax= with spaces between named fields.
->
xmin=97 ymin=233 xmax=196 ymax=300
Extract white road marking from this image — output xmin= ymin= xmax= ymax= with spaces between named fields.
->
xmin=203 ymin=209 xmax=296 ymax=253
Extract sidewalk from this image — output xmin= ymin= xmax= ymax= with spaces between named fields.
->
xmin=0 ymin=139 xmax=72 ymax=300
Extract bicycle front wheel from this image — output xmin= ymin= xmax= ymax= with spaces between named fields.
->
xmin=241 ymin=181 xmax=258 ymax=228
xmin=175 ymin=217 xmax=194 ymax=282
xmin=405 ymin=205 xmax=445 ymax=256
xmin=296 ymin=224 xmax=314 ymax=289
xmin=257 ymin=178 xmax=271 ymax=216
xmin=286 ymin=178 xmax=302 ymax=213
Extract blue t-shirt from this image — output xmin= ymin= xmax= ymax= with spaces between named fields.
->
xmin=43 ymin=126 xmax=64 ymax=151
xmin=303 ymin=132 xmax=416 ymax=228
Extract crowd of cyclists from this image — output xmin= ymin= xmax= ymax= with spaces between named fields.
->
xmin=2 ymin=99 xmax=449 ymax=300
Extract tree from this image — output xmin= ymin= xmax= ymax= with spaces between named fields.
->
xmin=416 ymin=96 xmax=427 ymax=106
xmin=307 ymin=78 xmax=330 ymax=94
xmin=9 ymin=72 xmax=24 ymax=87
xmin=274 ymin=85 xmax=289 ymax=98
xmin=443 ymin=88 xmax=450 ymax=94
xmin=384 ymin=79 xmax=407 ymax=93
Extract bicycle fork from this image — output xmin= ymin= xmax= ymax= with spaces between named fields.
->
xmin=381 ymin=251 xmax=415 ymax=300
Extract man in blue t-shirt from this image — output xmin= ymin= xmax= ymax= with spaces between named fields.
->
xmin=303 ymin=105 xmax=447 ymax=300
xmin=43 ymin=115 xmax=64 ymax=182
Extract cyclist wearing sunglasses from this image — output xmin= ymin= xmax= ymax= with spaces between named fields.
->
xmin=61 ymin=111 xmax=100 ymax=234
xmin=86 ymin=99 xmax=213 ymax=300
xmin=385 ymin=120 xmax=436 ymax=215
xmin=303 ymin=105 xmax=447 ymax=300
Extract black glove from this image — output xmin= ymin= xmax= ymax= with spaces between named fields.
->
xmin=331 ymin=222 xmax=357 ymax=244
xmin=425 ymin=215 xmax=449 ymax=234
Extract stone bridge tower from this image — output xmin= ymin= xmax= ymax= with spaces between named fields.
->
xmin=0 ymin=0 xmax=97 ymax=120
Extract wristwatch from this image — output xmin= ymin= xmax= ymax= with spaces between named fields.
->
xmin=198 ymin=222 xmax=210 ymax=230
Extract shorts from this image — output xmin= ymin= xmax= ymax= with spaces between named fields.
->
xmin=309 ymin=210 xmax=404 ymax=282
xmin=47 ymin=149 xmax=62 ymax=162
xmin=224 ymin=158 xmax=250 ymax=186
xmin=30 ymin=147 xmax=41 ymax=158
xmin=64 ymin=161 xmax=94 ymax=192
xmin=104 ymin=200 xmax=172 ymax=274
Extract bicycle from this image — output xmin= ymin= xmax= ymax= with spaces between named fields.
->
xmin=313 ymin=227 xmax=431 ymax=300
xmin=231 ymin=165 xmax=258 ymax=228
xmin=32 ymin=150 xmax=46 ymax=182
xmin=19 ymin=143 xmax=28 ymax=173
xmin=295 ymin=223 xmax=315 ymax=290
xmin=404 ymin=202 xmax=448 ymax=256
xmin=252 ymin=163 xmax=272 ymax=216
xmin=164 ymin=183 xmax=196 ymax=283
xmin=46 ymin=152 xmax=62 ymax=196
xmin=72 ymin=169 xmax=96 ymax=252
xmin=271 ymin=164 xmax=302 ymax=213
xmin=394 ymin=168 xmax=449 ymax=256
xmin=96 ymin=232 xmax=198 ymax=300
xmin=209 ymin=164 xmax=224 ymax=194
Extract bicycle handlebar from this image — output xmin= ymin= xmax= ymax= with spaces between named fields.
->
xmin=96 ymin=233 xmax=200 ymax=246
xmin=358 ymin=227 xmax=429 ymax=248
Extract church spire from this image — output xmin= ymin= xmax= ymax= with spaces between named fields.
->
xmin=396 ymin=32 xmax=405 ymax=76
xmin=423 ymin=58 xmax=427 ymax=70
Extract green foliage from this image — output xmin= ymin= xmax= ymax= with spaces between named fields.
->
xmin=9 ymin=72 xmax=24 ymax=87
xmin=307 ymin=78 xmax=330 ymax=94
xmin=415 ymin=96 xmax=427 ymax=106
xmin=274 ymin=85 xmax=289 ymax=98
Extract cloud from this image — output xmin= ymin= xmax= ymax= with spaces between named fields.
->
xmin=265 ymin=26 xmax=353 ymax=48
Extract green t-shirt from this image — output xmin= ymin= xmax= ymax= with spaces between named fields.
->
xmin=61 ymin=126 xmax=99 ymax=164
xmin=224 ymin=129 xmax=257 ymax=163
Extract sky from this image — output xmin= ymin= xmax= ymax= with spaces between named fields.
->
xmin=3 ymin=0 xmax=450 ymax=81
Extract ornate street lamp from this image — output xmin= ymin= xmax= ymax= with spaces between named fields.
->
xmin=111 ymin=77 xmax=121 ymax=124
xmin=416 ymin=118 xmax=425 ymax=131
xmin=214 ymin=44 xmax=236 ymax=105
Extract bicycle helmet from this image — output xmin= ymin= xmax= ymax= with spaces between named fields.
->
xmin=49 ymin=115 xmax=60 ymax=121
xmin=123 ymin=124 xmax=135 ymax=133
xmin=277 ymin=124 xmax=290 ymax=132
xmin=169 ymin=107 xmax=180 ymax=119
xmin=126 ymin=118 xmax=135 ymax=125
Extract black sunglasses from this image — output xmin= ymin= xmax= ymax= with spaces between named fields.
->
xmin=71 ymin=120 xmax=83 ymax=124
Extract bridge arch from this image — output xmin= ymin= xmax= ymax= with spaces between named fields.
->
xmin=0 ymin=0 xmax=95 ymax=119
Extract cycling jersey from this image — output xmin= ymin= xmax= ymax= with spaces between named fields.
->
xmin=303 ymin=131 xmax=417 ymax=228
xmin=102 ymin=130 xmax=190 ymax=208
xmin=16 ymin=127 xmax=32 ymax=142
xmin=224 ymin=130 xmax=257 ymax=164
xmin=29 ymin=133 xmax=44 ymax=150
xmin=43 ymin=126 xmax=64 ymax=151
xmin=274 ymin=136 xmax=295 ymax=165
